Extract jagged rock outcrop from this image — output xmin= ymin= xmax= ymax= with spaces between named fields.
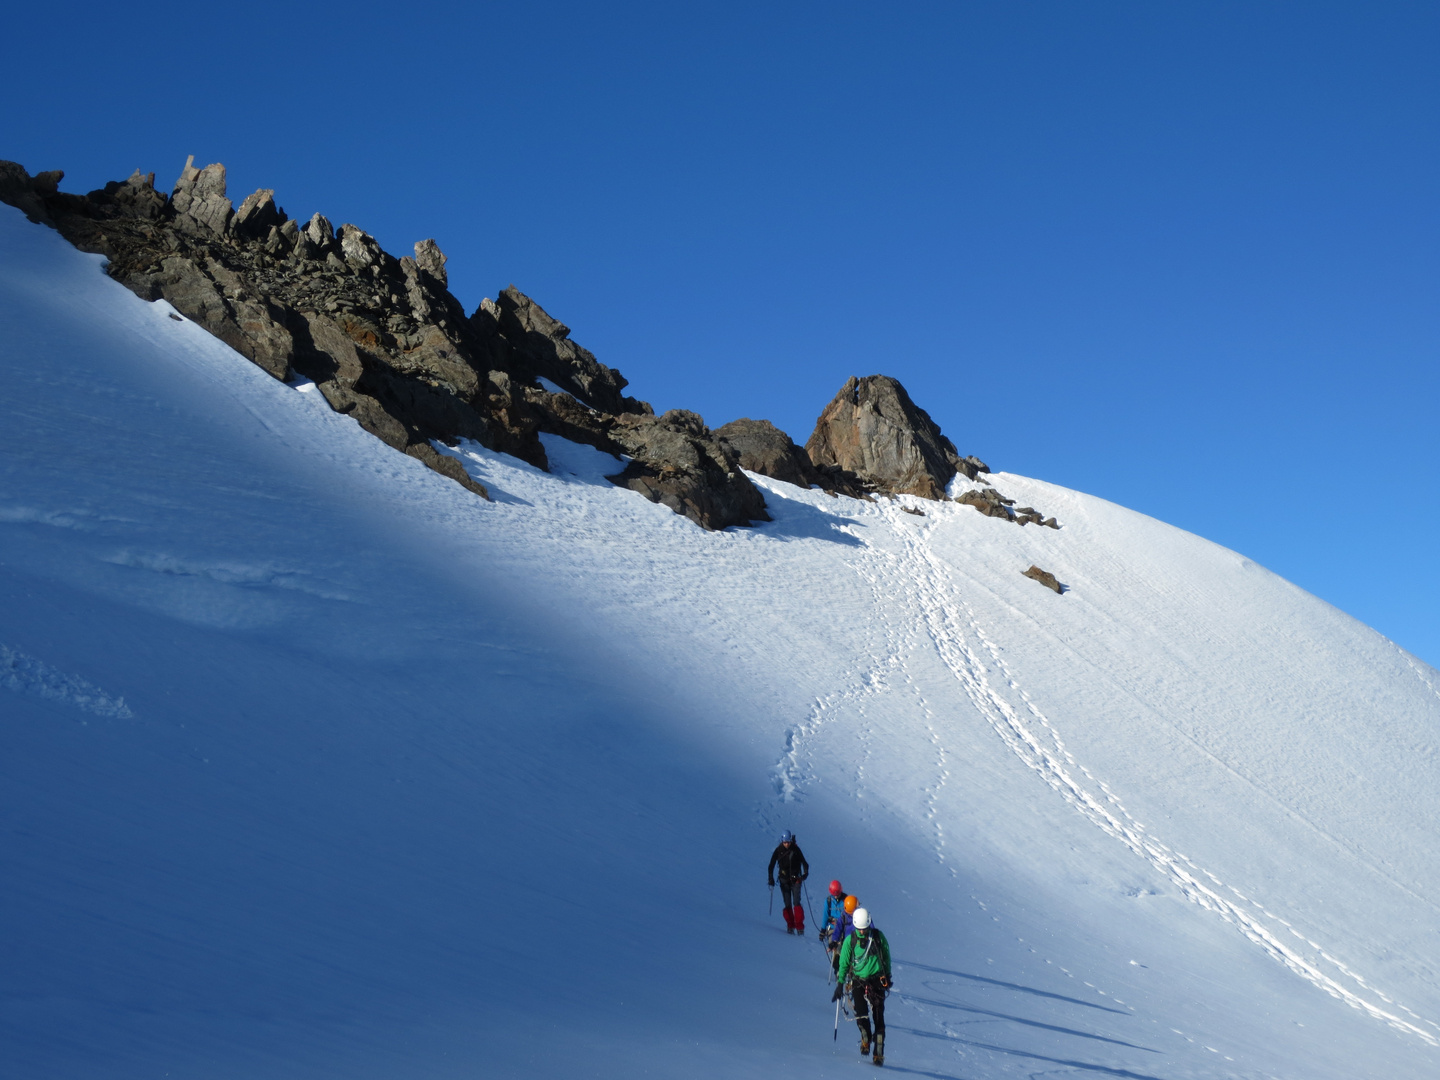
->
xmin=805 ymin=375 xmax=987 ymax=500
xmin=473 ymin=287 xmax=650 ymax=416
xmin=0 ymin=157 xmax=771 ymax=529
xmin=171 ymin=157 xmax=233 ymax=236
xmin=608 ymin=411 xmax=769 ymax=530
xmin=1023 ymin=565 xmax=1064 ymax=594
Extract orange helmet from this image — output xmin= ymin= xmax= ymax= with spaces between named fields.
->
xmin=843 ymin=895 xmax=859 ymax=914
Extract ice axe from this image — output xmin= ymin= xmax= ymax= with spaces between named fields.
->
xmin=768 ymin=883 xmax=774 ymax=916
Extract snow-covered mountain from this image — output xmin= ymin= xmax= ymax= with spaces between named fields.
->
xmin=4 ymin=201 xmax=1439 ymax=1079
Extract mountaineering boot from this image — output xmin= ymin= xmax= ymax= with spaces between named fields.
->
xmin=858 ymin=1018 xmax=872 ymax=1055
xmin=872 ymin=1032 xmax=884 ymax=1066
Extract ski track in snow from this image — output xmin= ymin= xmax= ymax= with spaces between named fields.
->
xmin=782 ymin=496 xmax=1440 ymax=1048
xmin=0 ymin=642 xmax=133 ymax=719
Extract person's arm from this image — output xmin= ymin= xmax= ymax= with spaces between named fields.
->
xmin=879 ymin=930 xmax=892 ymax=977
xmin=797 ymin=847 xmax=809 ymax=879
xmin=837 ymin=935 xmax=855 ymax=982
xmin=767 ymin=847 xmax=779 ymax=882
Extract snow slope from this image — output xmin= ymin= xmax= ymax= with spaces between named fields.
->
xmin=3 ymin=203 xmax=1439 ymax=1079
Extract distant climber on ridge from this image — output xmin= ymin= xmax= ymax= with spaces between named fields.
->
xmin=832 ymin=907 xmax=891 ymax=1064
xmin=767 ymin=831 xmax=809 ymax=934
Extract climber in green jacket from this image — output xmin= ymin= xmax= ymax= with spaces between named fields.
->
xmin=831 ymin=907 xmax=892 ymax=1064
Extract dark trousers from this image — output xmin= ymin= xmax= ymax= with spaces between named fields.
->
xmin=851 ymin=976 xmax=886 ymax=1035
xmin=779 ymin=879 xmax=802 ymax=912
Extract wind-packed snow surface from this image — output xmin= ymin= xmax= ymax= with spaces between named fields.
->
xmin=3 ymin=205 xmax=1439 ymax=1080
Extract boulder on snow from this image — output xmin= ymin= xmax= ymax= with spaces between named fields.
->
xmin=1022 ymin=565 xmax=1064 ymax=594
xmin=713 ymin=417 xmax=872 ymax=500
xmin=955 ymin=486 xmax=1060 ymax=528
xmin=804 ymin=375 xmax=978 ymax=500
xmin=956 ymin=486 xmax=1015 ymax=519
xmin=714 ymin=418 xmax=822 ymax=490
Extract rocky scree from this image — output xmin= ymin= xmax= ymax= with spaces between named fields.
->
xmin=0 ymin=157 xmax=773 ymax=530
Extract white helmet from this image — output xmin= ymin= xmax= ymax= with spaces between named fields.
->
xmin=852 ymin=907 xmax=871 ymax=929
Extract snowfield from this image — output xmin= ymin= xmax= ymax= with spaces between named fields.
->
xmin=3 ymin=203 xmax=1439 ymax=1079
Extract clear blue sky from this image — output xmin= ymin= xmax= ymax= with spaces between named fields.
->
xmin=6 ymin=2 xmax=1437 ymax=666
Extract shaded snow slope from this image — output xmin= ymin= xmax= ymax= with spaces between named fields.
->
xmin=3 ymin=204 xmax=1439 ymax=1079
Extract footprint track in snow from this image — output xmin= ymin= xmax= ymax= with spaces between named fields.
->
xmin=840 ymin=501 xmax=1440 ymax=1047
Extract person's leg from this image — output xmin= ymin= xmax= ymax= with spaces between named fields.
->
xmin=851 ymin=983 xmax=871 ymax=1051
xmin=866 ymin=978 xmax=886 ymax=1063
xmin=783 ymin=881 xmax=806 ymax=933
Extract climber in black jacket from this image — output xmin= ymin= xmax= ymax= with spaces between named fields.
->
xmin=767 ymin=830 xmax=810 ymax=934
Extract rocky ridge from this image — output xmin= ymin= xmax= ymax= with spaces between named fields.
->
xmin=1 ymin=156 xmax=1056 ymax=533
xmin=0 ymin=157 xmax=767 ymax=529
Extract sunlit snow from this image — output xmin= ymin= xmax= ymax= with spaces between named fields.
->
xmin=3 ymin=204 xmax=1439 ymax=1078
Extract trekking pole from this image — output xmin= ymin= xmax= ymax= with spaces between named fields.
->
xmin=833 ymin=995 xmax=841 ymax=1040
xmin=768 ymin=884 xmax=774 ymax=916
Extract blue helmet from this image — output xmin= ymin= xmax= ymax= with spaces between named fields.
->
xmin=780 ymin=830 xmax=794 ymax=844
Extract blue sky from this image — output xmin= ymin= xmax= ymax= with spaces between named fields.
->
xmin=6 ymin=1 xmax=1437 ymax=665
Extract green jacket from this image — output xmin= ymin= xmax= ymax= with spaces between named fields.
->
xmin=837 ymin=926 xmax=890 ymax=982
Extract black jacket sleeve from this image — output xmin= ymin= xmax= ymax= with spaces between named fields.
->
xmin=767 ymin=845 xmax=780 ymax=880
xmin=796 ymin=845 xmax=809 ymax=879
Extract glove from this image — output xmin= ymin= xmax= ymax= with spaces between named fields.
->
xmin=831 ymin=983 xmax=844 ymax=1002
xmin=768 ymin=880 xmax=774 ymax=888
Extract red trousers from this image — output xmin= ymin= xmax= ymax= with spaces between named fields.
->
xmin=780 ymin=880 xmax=805 ymax=931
